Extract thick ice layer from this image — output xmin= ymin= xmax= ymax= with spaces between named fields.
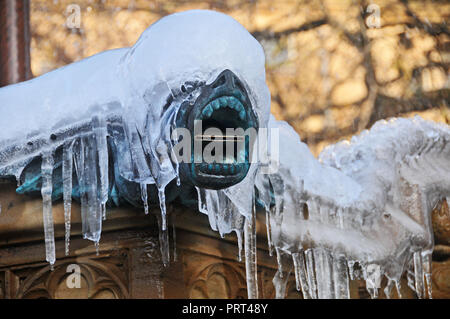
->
xmin=0 ymin=9 xmax=269 ymax=191
xmin=0 ymin=10 xmax=270 ymax=271
xmin=256 ymin=115 xmax=449 ymax=299
xmin=0 ymin=11 xmax=270 ymax=145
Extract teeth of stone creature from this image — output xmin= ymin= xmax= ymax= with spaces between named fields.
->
xmin=236 ymin=101 xmax=244 ymax=112
xmin=232 ymin=98 xmax=240 ymax=109
xmin=207 ymin=96 xmax=247 ymax=121
xmin=202 ymin=105 xmax=213 ymax=118
xmin=199 ymin=162 xmax=245 ymax=175
xmin=228 ymin=98 xmax=237 ymax=110
xmin=239 ymin=110 xmax=246 ymax=120
xmin=226 ymin=97 xmax=237 ymax=110
xmin=212 ymin=100 xmax=220 ymax=110
xmin=219 ymin=97 xmax=227 ymax=107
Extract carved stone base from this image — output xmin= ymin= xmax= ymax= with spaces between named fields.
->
xmin=0 ymin=183 xmax=449 ymax=299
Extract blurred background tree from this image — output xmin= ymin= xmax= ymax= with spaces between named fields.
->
xmin=30 ymin=0 xmax=449 ymax=155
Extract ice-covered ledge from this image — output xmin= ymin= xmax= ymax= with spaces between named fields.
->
xmin=1 ymin=178 xmax=449 ymax=299
xmin=0 ymin=179 xmax=271 ymax=261
xmin=0 ymin=178 xmax=282 ymax=299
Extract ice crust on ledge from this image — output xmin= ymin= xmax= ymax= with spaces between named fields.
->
xmin=0 ymin=10 xmax=270 ymax=271
xmin=250 ymin=115 xmax=449 ymax=299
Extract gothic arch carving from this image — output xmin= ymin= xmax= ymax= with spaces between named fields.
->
xmin=15 ymin=253 xmax=129 ymax=299
xmin=188 ymin=261 xmax=247 ymax=299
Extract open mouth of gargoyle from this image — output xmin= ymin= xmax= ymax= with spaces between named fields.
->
xmin=176 ymin=69 xmax=258 ymax=189
xmin=195 ymin=95 xmax=251 ymax=174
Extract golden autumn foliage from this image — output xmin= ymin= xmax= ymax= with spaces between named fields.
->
xmin=30 ymin=0 xmax=449 ymax=155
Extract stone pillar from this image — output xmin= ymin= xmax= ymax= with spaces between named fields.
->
xmin=0 ymin=0 xmax=32 ymax=87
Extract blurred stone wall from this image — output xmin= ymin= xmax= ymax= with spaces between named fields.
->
xmin=30 ymin=0 xmax=449 ymax=155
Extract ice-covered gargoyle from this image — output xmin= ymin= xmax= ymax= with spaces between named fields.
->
xmin=0 ymin=10 xmax=449 ymax=299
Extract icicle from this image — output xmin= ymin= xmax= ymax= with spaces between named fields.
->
xmin=140 ymin=183 xmax=149 ymax=215
xmin=275 ymin=247 xmax=284 ymax=278
xmin=272 ymin=268 xmax=290 ymax=299
xmin=204 ymin=190 xmax=219 ymax=232
xmin=347 ymin=260 xmax=355 ymax=280
xmin=92 ymin=115 xmax=109 ymax=218
xmin=235 ymin=229 xmax=243 ymax=262
xmin=86 ymin=135 xmax=102 ymax=243
xmin=62 ymin=141 xmax=73 ymax=256
xmin=41 ymin=151 xmax=56 ymax=266
xmin=73 ymin=138 xmax=86 ymax=236
xmin=305 ymin=249 xmax=318 ymax=298
xmin=395 ymin=280 xmax=403 ymax=298
xmin=292 ymin=253 xmax=301 ymax=291
xmin=313 ymin=248 xmax=335 ymax=299
xmin=265 ymin=209 xmax=273 ymax=256
xmin=413 ymin=251 xmax=425 ymax=298
xmin=384 ymin=278 xmax=395 ymax=299
xmin=292 ymin=251 xmax=311 ymax=299
xmin=122 ymin=120 xmax=153 ymax=182
xmin=244 ymin=197 xmax=258 ymax=299
xmin=407 ymin=270 xmax=416 ymax=291
xmin=422 ymin=252 xmax=432 ymax=299
xmin=365 ymin=264 xmax=380 ymax=299
xmin=156 ymin=213 xmax=170 ymax=267
xmin=101 ymin=203 xmax=106 ymax=220
xmin=95 ymin=241 xmax=100 ymax=256
xmin=333 ymin=255 xmax=350 ymax=299
xmin=362 ymin=263 xmax=368 ymax=280
xmin=366 ymin=284 xmax=379 ymax=299
xmin=337 ymin=207 xmax=344 ymax=229
xmin=158 ymin=189 xmax=167 ymax=230
xmin=73 ymin=136 xmax=102 ymax=243
xmin=272 ymin=250 xmax=292 ymax=299
xmin=172 ymin=213 xmax=177 ymax=262
xmin=268 ymin=174 xmax=284 ymax=223
xmin=195 ymin=186 xmax=207 ymax=213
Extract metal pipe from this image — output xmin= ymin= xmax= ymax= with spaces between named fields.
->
xmin=0 ymin=0 xmax=32 ymax=87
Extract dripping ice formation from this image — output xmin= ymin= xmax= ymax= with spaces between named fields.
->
xmin=190 ymin=114 xmax=449 ymax=299
xmin=0 ymin=10 xmax=270 ymax=271
xmin=251 ymin=115 xmax=449 ymax=299
xmin=0 ymin=9 xmax=449 ymax=299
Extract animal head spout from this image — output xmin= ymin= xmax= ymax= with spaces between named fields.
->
xmin=176 ymin=69 xmax=258 ymax=189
